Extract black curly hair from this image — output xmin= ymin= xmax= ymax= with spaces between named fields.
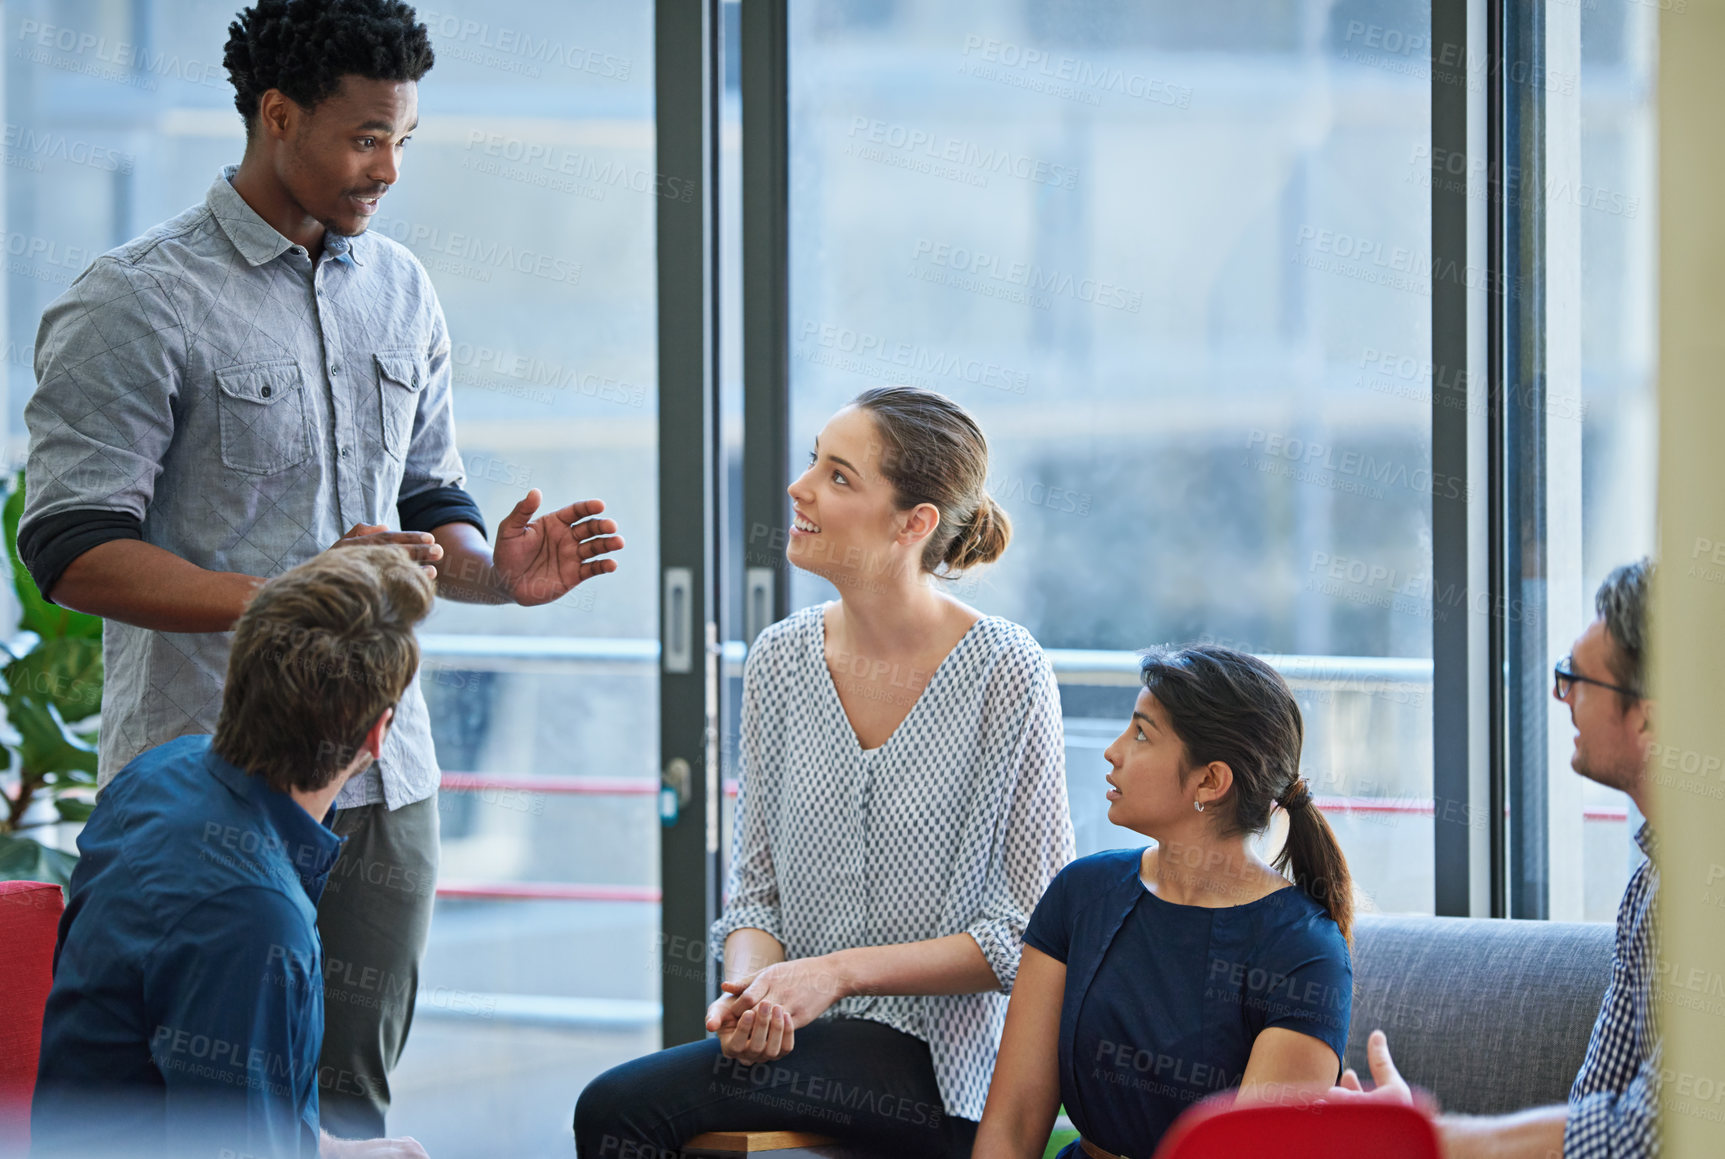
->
xmin=224 ymin=0 xmax=435 ymax=135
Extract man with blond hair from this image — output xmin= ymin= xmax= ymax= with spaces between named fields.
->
xmin=32 ymin=547 xmax=435 ymax=1159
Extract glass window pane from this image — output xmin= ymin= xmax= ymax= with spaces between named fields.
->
xmin=787 ymin=1 xmax=1434 ymax=913
xmin=391 ymin=2 xmax=661 ymax=1149
xmin=1578 ymin=2 xmax=1656 ymax=921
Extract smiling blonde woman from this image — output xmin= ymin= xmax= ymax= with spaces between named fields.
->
xmin=575 ymin=387 xmax=1076 ymax=1158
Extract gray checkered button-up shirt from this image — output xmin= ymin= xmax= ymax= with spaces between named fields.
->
xmin=21 ymin=166 xmax=473 ymax=810
xmin=711 ymin=606 xmax=1076 ymax=1121
xmin=1565 ymin=821 xmax=1660 ymax=1158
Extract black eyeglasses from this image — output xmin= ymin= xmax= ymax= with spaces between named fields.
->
xmin=1552 ymin=656 xmax=1639 ymax=701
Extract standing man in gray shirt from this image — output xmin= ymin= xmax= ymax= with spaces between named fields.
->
xmin=19 ymin=0 xmax=624 ymax=1140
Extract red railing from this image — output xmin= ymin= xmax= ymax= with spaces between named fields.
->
xmin=432 ymin=774 xmax=1631 ymax=904
xmin=1315 ymin=795 xmax=1629 ymax=823
xmin=433 ymin=773 xmax=729 ymax=903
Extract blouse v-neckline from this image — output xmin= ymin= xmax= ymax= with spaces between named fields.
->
xmin=814 ymin=607 xmax=990 ymax=755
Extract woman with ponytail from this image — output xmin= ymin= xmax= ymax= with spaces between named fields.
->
xmin=975 ymin=645 xmax=1354 ymax=1159
xmin=576 ymin=387 xmax=1074 ymax=1158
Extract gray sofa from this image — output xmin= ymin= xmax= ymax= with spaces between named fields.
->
xmin=688 ymin=914 xmax=1617 ymax=1159
xmin=1346 ymin=915 xmax=1616 ymax=1115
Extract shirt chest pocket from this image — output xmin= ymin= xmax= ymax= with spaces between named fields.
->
xmin=214 ymin=360 xmax=312 ymax=475
xmin=374 ymin=351 xmax=427 ymax=461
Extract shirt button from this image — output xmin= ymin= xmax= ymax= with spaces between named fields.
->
xmin=339 ymin=447 xmax=350 ymax=459
xmin=331 ymin=364 xmax=341 ymax=375
xmin=260 ymin=385 xmax=272 ymax=398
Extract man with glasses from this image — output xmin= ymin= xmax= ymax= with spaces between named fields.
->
xmin=1334 ymin=559 xmax=1660 ymax=1158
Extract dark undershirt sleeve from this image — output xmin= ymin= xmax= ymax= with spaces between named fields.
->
xmin=16 ymin=508 xmax=144 ymax=605
xmin=398 ymin=484 xmax=487 ymax=539
xmin=17 ymin=488 xmax=487 ymax=608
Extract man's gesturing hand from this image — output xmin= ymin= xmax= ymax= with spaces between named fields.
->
xmin=329 ymin=524 xmax=443 ymax=579
xmin=1322 ymin=1030 xmax=1434 ymax=1113
xmin=492 ymin=491 xmax=624 ymax=606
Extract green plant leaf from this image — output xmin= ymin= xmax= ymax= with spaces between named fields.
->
xmin=9 ymin=694 xmax=99 ymax=781
xmin=46 ymin=767 xmax=99 ymax=789
xmin=53 ymin=797 xmax=95 ymax=823
xmin=4 ymin=634 xmax=103 ymax=723
xmin=1042 ymin=1128 xmax=1079 ymax=1159
xmin=3 ymin=470 xmax=103 ymax=642
xmin=0 ymin=471 xmax=105 ymax=826
xmin=0 ymin=830 xmax=76 ymax=886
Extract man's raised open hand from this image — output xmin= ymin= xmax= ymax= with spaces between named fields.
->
xmin=491 ymin=491 xmax=624 ymax=606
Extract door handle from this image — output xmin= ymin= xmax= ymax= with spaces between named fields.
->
xmin=664 ymin=566 xmax=693 ymax=673
xmin=745 ymin=566 xmax=775 ymax=644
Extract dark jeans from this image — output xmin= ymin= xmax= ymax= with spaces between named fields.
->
xmin=314 ymin=794 xmax=440 ymax=1138
xmin=574 ymin=1019 xmax=978 ymax=1159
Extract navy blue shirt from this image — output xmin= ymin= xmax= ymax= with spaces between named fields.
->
xmin=31 ymin=735 xmax=342 ymax=1159
xmin=1024 ymin=848 xmax=1351 ymax=1158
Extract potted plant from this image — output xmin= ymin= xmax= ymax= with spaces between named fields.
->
xmin=0 ymin=470 xmax=102 ymax=885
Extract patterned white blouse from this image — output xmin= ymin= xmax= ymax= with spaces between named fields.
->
xmin=710 ymin=604 xmax=1076 ymax=1121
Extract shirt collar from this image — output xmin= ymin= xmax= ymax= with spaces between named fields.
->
xmin=203 ymin=747 xmax=344 ymax=898
xmin=322 ymin=228 xmax=366 ymax=267
xmin=207 ymin=164 xmax=367 ymax=269
xmin=1634 ymin=820 xmax=1657 ymax=858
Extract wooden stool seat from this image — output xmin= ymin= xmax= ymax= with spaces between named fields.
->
xmin=684 ymin=1131 xmax=837 ymax=1154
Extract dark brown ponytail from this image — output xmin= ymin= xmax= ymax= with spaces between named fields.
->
xmin=1139 ymin=645 xmax=1356 ymax=942
xmin=1269 ymin=776 xmax=1354 ymax=943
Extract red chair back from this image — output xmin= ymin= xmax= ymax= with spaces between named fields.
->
xmin=1152 ymin=1094 xmax=1441 ymax=1159
xmin=0 ymin=880 xmax=64 ymax=1149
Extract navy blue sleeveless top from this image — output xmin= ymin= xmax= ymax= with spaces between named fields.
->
xmin=1024 ymin=848 xmax=1351 ymax=1157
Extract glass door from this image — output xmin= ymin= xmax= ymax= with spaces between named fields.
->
xmin=782 ymin=1 xmax=1438 ymax=914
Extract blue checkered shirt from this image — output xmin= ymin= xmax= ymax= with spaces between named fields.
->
xmin=1565 ymin=822 xmax=1659 ymax=1158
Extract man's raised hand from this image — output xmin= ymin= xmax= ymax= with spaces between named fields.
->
xmin=1322 ymin=1029 xmax=1434 ymax=1114
xmin=492 ymin=491 xmax=624 ymax=606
